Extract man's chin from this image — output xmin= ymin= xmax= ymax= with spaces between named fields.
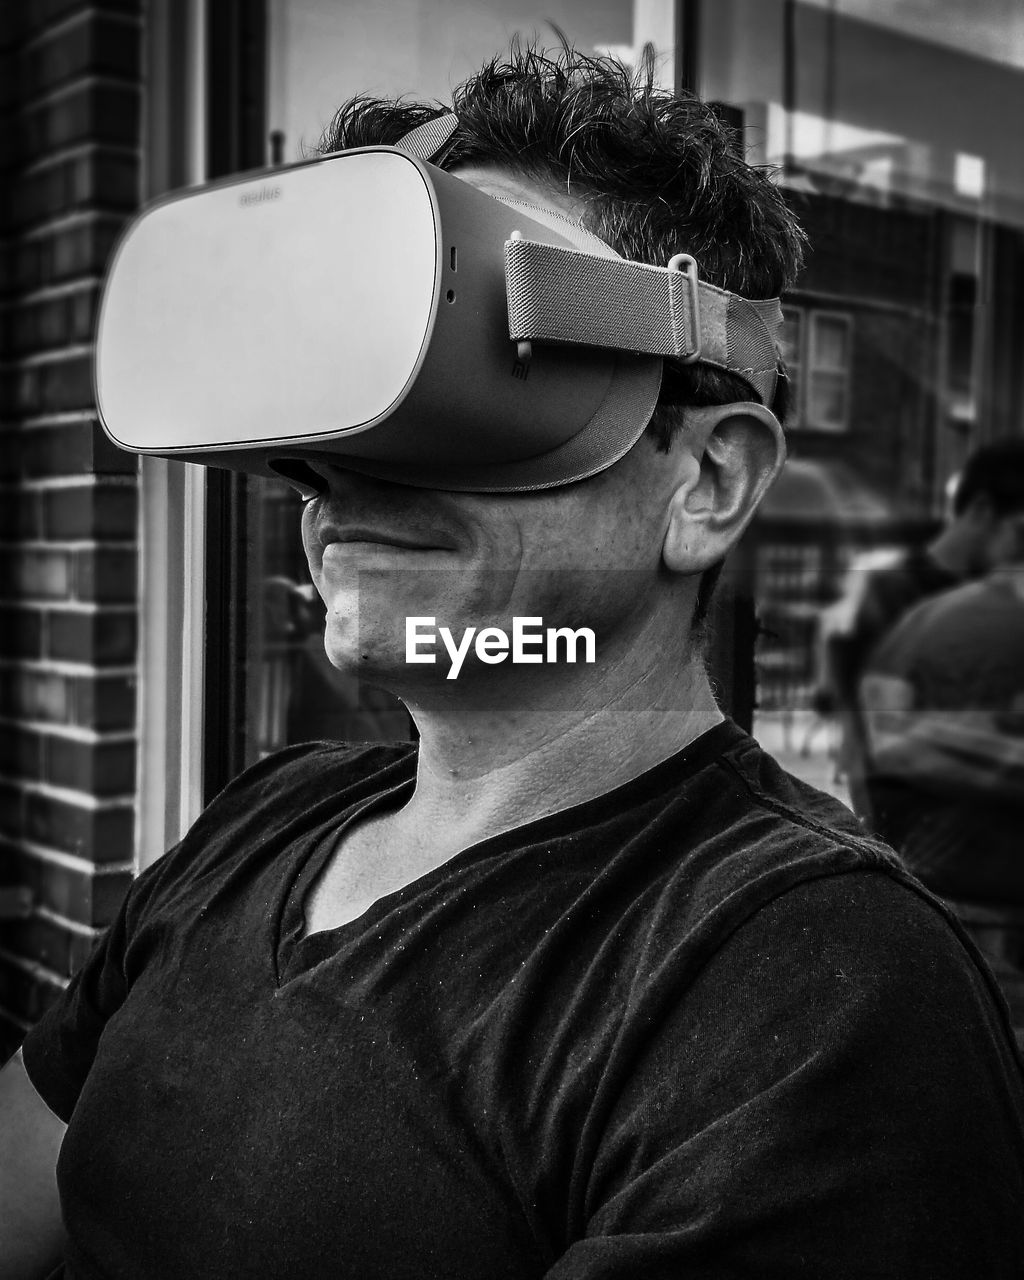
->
xmin=321 ymin=632 xmax=413 ymax=690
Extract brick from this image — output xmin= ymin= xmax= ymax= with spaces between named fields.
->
xmin=74 ymin=148 xmax=138 ymax=208
xmin=1 ymin=841 xmax=131 ymax=926
xmin=10 ymin=152 xmax=137 ymax=226
xmin=0 ymin=122 xmax=20 ymax=170
xmin=71 ymin=670 xmax=135 ymax=730
xmin=23 ymin=82 xmax=140 ymax=152
xmin=9 ymin=284 xmax=100 ymax=354
xmin=0 ymin=667 xmax=135 ymax=730
xmin=73 ymin=545 xmax=136 ymax=601
xmin=0 ymin=490 xmax=41 ymax=539
xmin=46 ymin=732 xmax=135 ymax=795
xmin=0 ymin=5 xmax=31 ymax=51
xmin=3 ymin=421 xmax=137 ymax=481
xmin=0 ymin=606 xmax=45 ymax=658
xmin=47 ymin=606 xmax=137 ymax=663
xmin=39 ymin=351 xmax=93 ymax=412
xmin=69 ymin=282 xmax=99 ymax=340
xmin=0 ymin=723 xmax=45 ymax=781
xmin=0 ymin=953 xmax=65 ymax=1026
xmin=6 ymin=545 xmax=74 ymax=599
xmin=1 ymin=911 xmax=100 ymax=977
xmin=0 ymin=434 xmax=20 ymax=481
xmin=0 ymin=51 xmax=19 ymax=112
xmin=28 ymin=0 xmax=142 ymax=35
xmin=26 ymin=790 xmax=133 ymax=860
xmin=13 ymin=216 xmax=126 ymax=291
xmin=8 ymin=546 xmax=74 ymax=599
xmin=10 ymin=365 xmax=41 ymax=415
xmin=43 ymin=481 xmax=135 ymax=539
xmin=0 ymin=241 xmax=12 ymax=294
xmin=0 ymin=666 xmax=71 ymax=721
xmin=29 ymin=13 xmax=141 ymax=92
xmin=0 ymin=780 xmax=27 ymax=839
xmin=5 ymin=355 xmax=94 ymax=414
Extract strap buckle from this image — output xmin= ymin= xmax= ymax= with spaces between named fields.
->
xmin=667 ymin=253 xmax=702 ymax=364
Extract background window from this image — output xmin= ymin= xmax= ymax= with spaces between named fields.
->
xmin=779 ymin=307 xmax=852 ymax=432
xmin=780 ymin=305 xmax=804 ymax=420
xmin=806 ymin=312 xmax=852 ymax=431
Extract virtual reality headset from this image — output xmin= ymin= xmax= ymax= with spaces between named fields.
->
xmin=95 ymin=113 xmax=785 ymax=492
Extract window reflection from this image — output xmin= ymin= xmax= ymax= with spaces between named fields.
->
xmin=702 ymin=2 xmax=1024 ymax=1004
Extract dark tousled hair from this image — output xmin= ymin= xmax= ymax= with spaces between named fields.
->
xmin=953 ymin=439 xmax=1024 ymax=518
xmin=318 ymin=41 xmax=805 ymax=435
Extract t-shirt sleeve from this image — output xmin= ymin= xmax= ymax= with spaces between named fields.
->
xmin=19 ymin=805 xmax=215 ymax=1122
xmin=543 ymin=872 xmax=1024 ymax=1279
xmin=20 ymin=740 xmax=369 ymax=1122
xmin=20 ymin=881 xmax=140 ymax=1121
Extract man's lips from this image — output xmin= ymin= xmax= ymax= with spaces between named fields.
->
xmin=318 ymin=524 xmax=459 ymax=552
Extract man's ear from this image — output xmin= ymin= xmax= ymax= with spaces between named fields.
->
xmin=662 ymin=401 xmax=786 ymax=575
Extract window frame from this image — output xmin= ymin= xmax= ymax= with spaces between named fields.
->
xmin=781 ymin=304 xmax=854 ymax=433
xmin=136 ymin=0 xmax=210 ymax=867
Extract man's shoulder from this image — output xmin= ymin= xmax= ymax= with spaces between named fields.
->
xmin=869 ymin=577 xmax=1010 ymax=677
xmin=137 ymin=739 xmax=418 ymax=908
xmin=718 ymin=730 xmax=884 ymax=851
xmin=657 ymin=729 xmax=905 ymax=934
xmin=197 ymin=738 xmax=417 ymax=835
xmin=860 ymin=546 xmax=954 ymax=616
xmin=665 ymin=736 xmax=1020 ymax=1046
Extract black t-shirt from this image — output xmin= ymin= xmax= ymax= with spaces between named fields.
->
xmin=22 ymin=721 xmax=1024 ymax=1278
xmin=833 ymin=546 xmax=961 ymax=705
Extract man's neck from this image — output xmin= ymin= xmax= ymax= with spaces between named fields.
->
xmin=381 ymin=640 xmax=723 ymax=860
xmin=927 ymin=524 xmax=976 ymax=579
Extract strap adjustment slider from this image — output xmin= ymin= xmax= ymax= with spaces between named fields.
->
xmin=667 ymin=253 xmax=702 ymax=364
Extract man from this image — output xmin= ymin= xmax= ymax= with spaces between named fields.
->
xmin=860 ymin=502 xmax=1024 ymax=906
xmin=823 ymin=438 xmax=1024 ymax=818
xmin=3 ymin=46 xmax=1024 ymax=1279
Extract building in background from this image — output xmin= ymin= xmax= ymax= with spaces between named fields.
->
xmin=2 ymin=0 xmax=1023 ymax=1053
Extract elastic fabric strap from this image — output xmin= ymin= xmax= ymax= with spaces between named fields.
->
xmin=394 ymin=112 xmax=459 ymax=162
xmin=505 ymin=238 xmax=782 ymax=405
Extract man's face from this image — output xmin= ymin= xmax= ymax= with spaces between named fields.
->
xmin=984 ymin=511 xmax=1024 ymax=571
xmin=300 ymin=427 xmax=690 ymax=691
xmin=300 ymin=163 xmax=697 ymax=694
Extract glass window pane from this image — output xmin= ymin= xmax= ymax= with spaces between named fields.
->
xmin=710 ymin=1 xmax=1024 ymax=941
xmin=269 ymin=1 xmax=675 ymax=165
xmin=807 ymin=371 xmax=847 ymax=429
xmin=780 ymin=307 xmax=803 ymax=368
xmin=811 ymin=315 xmax=849 ymax=370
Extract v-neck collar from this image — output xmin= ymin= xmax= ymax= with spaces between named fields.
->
xmin=270 ymin=720 xmax=747 ymax=990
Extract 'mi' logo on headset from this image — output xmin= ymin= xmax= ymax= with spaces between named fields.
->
xmin=406 ymin=616 xmax=595 ymax=679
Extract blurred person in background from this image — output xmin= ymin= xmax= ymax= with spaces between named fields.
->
xmin=859 ymin=497 xmax=1024 ymax=926
xmin=823 ymin=437 xmax=1024 ymax=819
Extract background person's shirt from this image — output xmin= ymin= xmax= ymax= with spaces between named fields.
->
xmin=821 ymin=545 xmax=960 ymax=818
xmin=21 ymin=722 xmax=1024 ymax=1278
xmin=859 ymin=571 xmax=1024 ymax=902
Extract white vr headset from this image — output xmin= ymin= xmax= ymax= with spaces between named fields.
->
xmin=95 ymin=113 xmax=785 ymax=492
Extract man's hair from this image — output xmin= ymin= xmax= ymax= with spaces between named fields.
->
xmin=319 ymin=42 xmax=806 ymax=628
xmin=953 ymin=439 xmax=1024 ymax=518
xmin=319 ymin=42 xmax=804 ymax=427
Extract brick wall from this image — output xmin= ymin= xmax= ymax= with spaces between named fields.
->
xmin=0 ymin=0 xmax=142 ymax=1056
